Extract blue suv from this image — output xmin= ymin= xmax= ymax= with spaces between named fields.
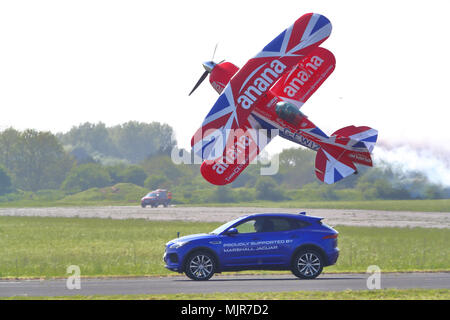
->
xmin=164 ymin=213 xmax=339 ymax=280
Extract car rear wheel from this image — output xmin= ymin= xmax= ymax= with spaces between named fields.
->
xmin=291 ymin=249 xmax=323 ymax=279
xmin=185 ymin=251 xmax=215 ymax=281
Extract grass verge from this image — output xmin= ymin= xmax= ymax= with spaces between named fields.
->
xmin=179 ymin=199 xmax=450 ymax=212
xmin=2 ymin=289 xmax=449 ymax=300
xmin=0 ymin=216 xmax=449 ymax=279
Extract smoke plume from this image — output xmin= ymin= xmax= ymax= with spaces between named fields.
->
xmin=373 ymin=141 xmax=450 ymax=187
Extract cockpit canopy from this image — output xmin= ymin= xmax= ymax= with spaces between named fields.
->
xmin=275 ymin=101 xmax=305 ymax=125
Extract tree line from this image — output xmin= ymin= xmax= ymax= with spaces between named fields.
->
xmin=57 ymin=121 xmax=176 ymax=164
xmin=0 ymin=122 xmax=449 ymax=203
xmin=0 ymin=121 xmax=176 ymax=194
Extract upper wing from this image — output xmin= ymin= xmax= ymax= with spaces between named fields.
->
xmin=269 ymin=47 xmax=336 ymax=109
xmin=191 ymin=13 xmax=332 ymax=161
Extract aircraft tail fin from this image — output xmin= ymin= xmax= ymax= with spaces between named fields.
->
xmin=314 ymin=146 xmax=357 ymax=184
xmin=314 ymin=126 xmax=378 ymax=184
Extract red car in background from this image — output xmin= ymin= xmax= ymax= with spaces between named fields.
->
xmin=141 ymin=189 xmax=172 ymax=208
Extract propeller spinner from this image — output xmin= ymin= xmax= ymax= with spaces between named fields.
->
xmin=188 ymin=61 xmax=217 ymax=96
xmin=189 ymin=44 xmax=223 ymax=96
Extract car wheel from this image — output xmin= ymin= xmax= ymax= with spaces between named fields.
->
xmin=291 ymin=249 xmax=323 ymax=279
xmin=185 ymin=251 xmax=215 ymax=281
xmin=141 ymin=204 xmax=146 ymax=208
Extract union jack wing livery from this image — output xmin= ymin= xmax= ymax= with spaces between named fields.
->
xmin=331 ymin=126 xmax=378 ymax=153
xmin=315 ymin=126 xmax=378 ymax=184
xmin=192 ymin=13 xmax=332 ymax=161
xmin=189 ymin=12 xmax=378 ymax=187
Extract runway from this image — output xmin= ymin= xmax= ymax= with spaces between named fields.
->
xmin=1 ymin=273 xmax=449 ymax=297
xmin=1 ymin=206 xmax=449 ymax=228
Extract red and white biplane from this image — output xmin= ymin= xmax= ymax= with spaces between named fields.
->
xmin=189 ymin=13 xmax=378 ymax=186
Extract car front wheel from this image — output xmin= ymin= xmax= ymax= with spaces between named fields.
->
xmin=291 ymin=249 xmax=324 ymax=279
xmin=185 ymin=251 xmax=215 ymax=281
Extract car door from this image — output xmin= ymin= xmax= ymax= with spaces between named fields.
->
xmin=220 ymin=218 xmax=265 ymax=268
xmin=250 ymin=217 xmax=298 ymax=265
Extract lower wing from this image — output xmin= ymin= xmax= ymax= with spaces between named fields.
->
xmin=199 ymin=115 xmax=276 ymax=185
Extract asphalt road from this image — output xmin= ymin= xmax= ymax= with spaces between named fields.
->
xmin=1 ymin=273 xmax=449 ymax=297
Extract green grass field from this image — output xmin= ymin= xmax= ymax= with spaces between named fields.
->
xmin=0 ymin=216 xmax=448 ymax=279
xmin=181 ymin=199 xmax=450 ymax=212
xmin=0 ymin=183 xmax=147 ymax=208
xmin=2 ymin=289 xmax=449 ymax=300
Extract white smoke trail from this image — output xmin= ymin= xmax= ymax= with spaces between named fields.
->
xmin=373 ymin=143 xmax=450 ymax=187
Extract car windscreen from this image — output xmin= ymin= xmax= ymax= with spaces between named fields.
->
xmin=146 ymin=192 xmax=157 ymax=197
xmin=209 ymin=216 xmax=247 ymax=235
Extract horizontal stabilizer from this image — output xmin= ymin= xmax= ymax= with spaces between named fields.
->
xmin=331 ymin=126 xmax=378 ymax=153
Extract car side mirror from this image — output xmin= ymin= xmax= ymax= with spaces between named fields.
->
xmin=225 ymin=227 xmax=238 ymax=236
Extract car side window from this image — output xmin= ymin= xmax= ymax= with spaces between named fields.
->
xmin=236 ymin=218 xmax=277 ymax=233
xmin=233 ymin=217 xmax=309 ymax=234
xmin=270 ymin=218 xmax=292 ymax=232
xmin=288 ymin=218 xmax=310 ymax=230
xmin=267 ymin=218 xmax=310 ymax=232
xmin=235 ymin=220 xmax=258 ymax=234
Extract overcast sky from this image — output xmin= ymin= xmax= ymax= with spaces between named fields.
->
xmin=1 ymin=0 xmax=450 ymax=157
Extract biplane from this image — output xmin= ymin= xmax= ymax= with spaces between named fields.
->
xmin=189 ymin=13 xmax=378 ymax=185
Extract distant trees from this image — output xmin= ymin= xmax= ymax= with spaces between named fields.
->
xmin=0 ymin=123 xmax=449 ymax=203
xmin=0 ymin=166 xmax=12 ymax=195
xmin=58 ymin=122 xmax=115 ymax=157
xmin=0 ymin=128 xmax=21 ymax=171
xmin=61 ymin=163 xmax=112 ymax=193
xmin=62 ymin=164 xmax=148 ymax=193
xmin=255 ymin=176 xmax=285 ymax=201
xmin=109 ymin=121 xmax=176 ymax=162
xmin=144 ymin=174 xmax=169 ymax=190
xmin=70 ymin=146 xmax=97 ymax=164
xmin=276 ymin=147 xmax=316 ymax=188
xmin=58 ymin=121 xmax=177 ymax=164
xmin=0 ymin=128 xmax=74 ymax=191
xmin=118 ymin=165 xmax=147 ymax=187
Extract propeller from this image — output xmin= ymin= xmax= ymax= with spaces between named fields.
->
xmin=189 ymin=44 xmax=223 ymax=96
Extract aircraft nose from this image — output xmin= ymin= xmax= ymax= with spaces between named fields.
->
xmin=202 ymin=61 xmax=216 ymax=72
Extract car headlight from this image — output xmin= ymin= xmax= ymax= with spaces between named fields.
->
xmin=170 ymin=241 xmax=189 ymax=249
